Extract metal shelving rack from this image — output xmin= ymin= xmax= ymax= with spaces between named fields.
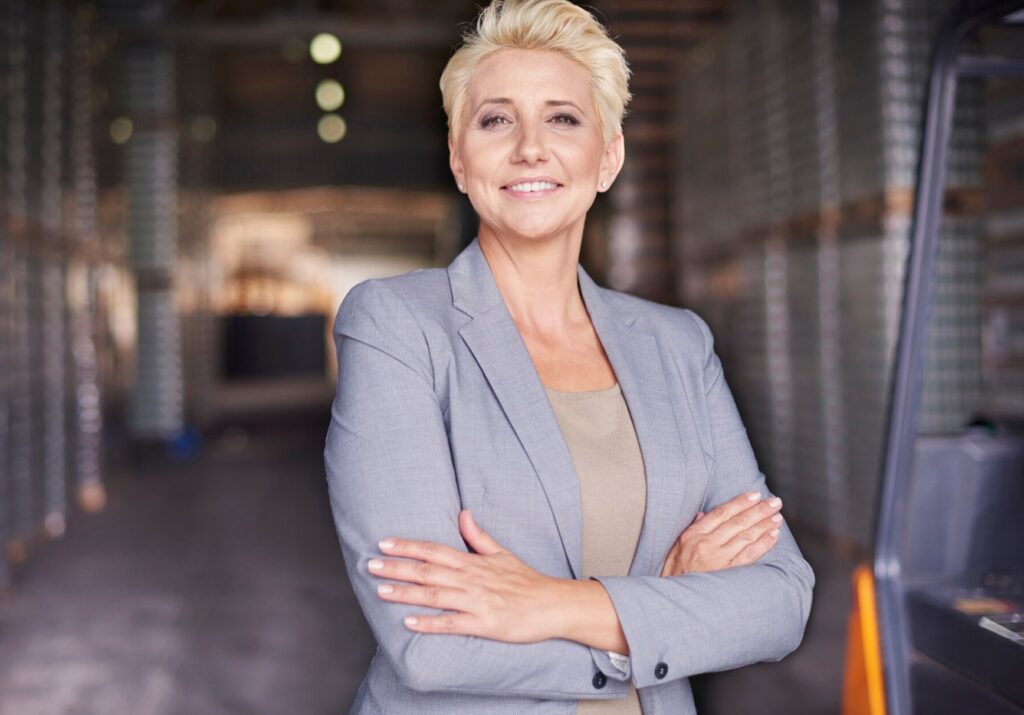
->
xmin=1 ymin=0 xmax=108 ymax=585
xmin=672 ymin=0 xmax=985 ymax=550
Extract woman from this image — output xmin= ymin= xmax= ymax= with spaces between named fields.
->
xmin=323 ymin=1 xmax=815 ymax=713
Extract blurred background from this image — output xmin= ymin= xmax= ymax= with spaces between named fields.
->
xmin=0 ymin=0 xmax=1022 ymax=713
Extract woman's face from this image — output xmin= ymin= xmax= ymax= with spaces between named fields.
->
xmin=449 ymin=48 xmax=624 ymax=246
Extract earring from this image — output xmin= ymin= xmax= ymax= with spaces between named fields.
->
xmin=600 ymin=180 xmax=607 ymax=189
xmin=458 ymin=183 xmax=465 ymax=192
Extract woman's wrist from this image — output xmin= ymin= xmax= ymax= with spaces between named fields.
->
xmin=545 ymin=577 xmax=630 ymax=654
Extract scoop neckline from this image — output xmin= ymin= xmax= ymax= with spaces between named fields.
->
xmin=543 ymin=382 xmax=621 ymax=397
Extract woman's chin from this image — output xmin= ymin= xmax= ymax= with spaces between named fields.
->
xmin=485 ymin=217 xmax=577 ymax=243
xmin=507 ymin=227 xmax=570 ymax=243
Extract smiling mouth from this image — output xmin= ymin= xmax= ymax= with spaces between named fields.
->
xmin=501 ymin=181 xmax=563 ymax=197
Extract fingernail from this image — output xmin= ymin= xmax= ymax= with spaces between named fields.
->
xmin=771 ymin=514 xmax=783 ymax=523
xmin=404 ymin=616 xmax=418 ymax=626
xmin=377 ymin=584 xmax=393 ymax=594
xmin=747 ymin=491 xmax=760 ymax=501
xmin=379 ymin=539 xmax=395 ymax=550
xmin=770 ymin=528 xmax=780 ymax=537
xmin=768 ymin=497 xmax=782 ymax=508
xmin=368 ymin=559 xmax=384 ymax=570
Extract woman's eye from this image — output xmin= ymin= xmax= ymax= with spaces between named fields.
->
xmin=480 ymin=114 xmax=509 ymax=128
xmin=552 ymin=113 xmax=580 ymax=126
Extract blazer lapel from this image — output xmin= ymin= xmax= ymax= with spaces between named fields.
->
xmin=448 ymin=238 xmax=704 ymax=579
xmin=577 ymin=268 xmax=705 ymax=577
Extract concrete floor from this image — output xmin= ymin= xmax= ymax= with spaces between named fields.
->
xmin=0 ymin=414 xmax=856 ymax=715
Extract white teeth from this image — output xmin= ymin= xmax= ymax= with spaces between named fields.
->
xmin=507 ymin=181 xmax=557 ymax=193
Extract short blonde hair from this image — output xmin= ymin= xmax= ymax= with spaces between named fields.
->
xmin=440 ymin=0 xmax=632 ymax=146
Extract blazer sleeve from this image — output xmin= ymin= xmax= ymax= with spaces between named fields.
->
xmin=590 ymin=309 xmax=816 ymax=690
xmin=323 ymin=278 xmax=632 ymax=700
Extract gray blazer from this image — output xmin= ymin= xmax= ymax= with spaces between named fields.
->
xmin=324 ymin=237 xmax=815 ymax=714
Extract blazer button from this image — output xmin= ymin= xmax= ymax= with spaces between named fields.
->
xmin=654 ymin=662 xmax=669 ymax=680
xmin=592 ymin=671 xmax=608 ymax=689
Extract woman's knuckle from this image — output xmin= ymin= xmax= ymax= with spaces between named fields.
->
xmin=417 ymin=562 xmax=433 ymax=581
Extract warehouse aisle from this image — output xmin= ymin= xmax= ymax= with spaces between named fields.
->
xmin=0 ymin=414 xmax=374 ymax=715
xmin=0 ymin=414 xmax=852 ymax=715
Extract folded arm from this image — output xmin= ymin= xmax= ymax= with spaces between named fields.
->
xmin=323 ymin=279 xmax=630 ymax=699
xmin=589 ymin=310 xmax=815 ymax=689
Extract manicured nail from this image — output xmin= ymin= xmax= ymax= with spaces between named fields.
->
xmin=404 ymin=617 xmax=418 ymax=626
xmin=768 ymin=497 xmax=782 ymax=508
xmin=379 ymin=539 xmax=395 ymax=550
xmin=771 ymin=514 xmax=783 ymax=523
xmin=747 ymin=491 xmax=760 ymax=501
xmin=770 ymin=528 xmax=780 ymax=537
xmin=368 ymin=559 xmax=384 ymax=570
xmin=377 ymin=584 xmax=393 ymax=595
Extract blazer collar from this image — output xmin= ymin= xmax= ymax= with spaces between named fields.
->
xmin=447 ymin=237 xmax=701 ymax=579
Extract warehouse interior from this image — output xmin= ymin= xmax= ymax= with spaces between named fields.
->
xmin=1 ymin=0 xmax=1022 ymax=713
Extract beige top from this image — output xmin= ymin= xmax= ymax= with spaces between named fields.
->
xmin=544 ymin=382 xmax=647 ymax=715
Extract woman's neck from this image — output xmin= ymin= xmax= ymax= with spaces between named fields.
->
xmin=477 ymin=229 xmax=589 ymax=335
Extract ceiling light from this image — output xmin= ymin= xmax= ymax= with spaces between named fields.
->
xmin=315 ymin=79 xmax=345 ymax=111
xmin=190 ymin=115 xmax=217 ymax=143
xmin=317 ymin=114 xmax=347 ymax=143
xmin=309 ymin=33 xmax=342 ymax=64
xmin=110 ymin=117 xmax=133 ymax=144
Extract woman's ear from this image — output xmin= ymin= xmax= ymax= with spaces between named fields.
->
xmin=448 ymin=133 xmax=464 ymax=188
xmin=599 ymin=132 xmax=625 ymax=191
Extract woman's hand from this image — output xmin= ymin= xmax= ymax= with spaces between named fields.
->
xmin=659 ymin=491 xmax=784 ymax=577
xmin=368 ymin=509 xmax=561 ymax=643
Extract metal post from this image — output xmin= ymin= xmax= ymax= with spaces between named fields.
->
xmin=69 ymin=3 xmax=106 ymax=513
xmin=115 ymin=0 xmax=184 ymax=440
xmin=0 ymin=0 xmax=10 ymax=586
xmin=39 ymin=0 xmax=68 ymax=539
xmin=5 ymin=0 xmax=33 ymax=563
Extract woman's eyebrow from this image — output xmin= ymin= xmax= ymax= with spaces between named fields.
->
xmin=476 ymin=98 xmax=585 ymax=113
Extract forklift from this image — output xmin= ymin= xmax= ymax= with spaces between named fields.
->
xmin=843 ymin=2 xmax=1024 ymax=713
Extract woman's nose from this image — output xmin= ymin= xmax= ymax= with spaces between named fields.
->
xmin=512 ymin=121 xmax=548 ymax=163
